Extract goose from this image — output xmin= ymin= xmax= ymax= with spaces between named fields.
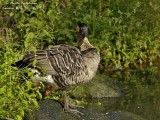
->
xmin=13 ymin=22 xmax=100 ymax=115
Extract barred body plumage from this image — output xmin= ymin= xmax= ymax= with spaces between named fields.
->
xmin=18 ymin=44 xmax=100 ymax=90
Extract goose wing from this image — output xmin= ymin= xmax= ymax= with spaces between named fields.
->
xmin=22 ymin=44 xmax=85 ymax=76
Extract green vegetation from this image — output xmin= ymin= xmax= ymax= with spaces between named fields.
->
xmin=0 ymin=0 xmax=160 ymax=119
xmin=0 ymin=28 xmax=40 ymax=119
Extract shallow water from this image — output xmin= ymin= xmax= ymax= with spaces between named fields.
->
xmin=101 ymin=66 xmax=160 ymax=120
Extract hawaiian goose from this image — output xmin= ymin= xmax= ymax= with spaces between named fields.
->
xmin=13 ymin=23 xmax=100 ymax=114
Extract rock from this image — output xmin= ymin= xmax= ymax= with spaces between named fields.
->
xmin=70 ymin=74 xmax=121 ymax=98
xmin=25 ymin=100 xmax=145 ymax=120
xmin=25 ymin=100 xmax=77 ymax=120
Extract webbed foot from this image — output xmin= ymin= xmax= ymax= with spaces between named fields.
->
xmin=63 ymin=90 xmax=84 ymax=117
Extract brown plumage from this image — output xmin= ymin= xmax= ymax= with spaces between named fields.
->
xmin=13 ymin=23 xmax=100 ymax=115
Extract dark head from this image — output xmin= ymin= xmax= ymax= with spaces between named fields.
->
xmin=76 ymin=22 xmax=88 ymax=38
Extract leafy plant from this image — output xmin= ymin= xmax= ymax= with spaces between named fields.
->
xmin=0 ymin=0 xmax=160 ymax=119
xmin=0 ymin=28 xmax=40 ymax=119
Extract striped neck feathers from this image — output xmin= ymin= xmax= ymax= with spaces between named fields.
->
xmin=79 ymin=37 xmax=94 ymax=51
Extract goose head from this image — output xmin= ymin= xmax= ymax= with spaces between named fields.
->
xmin=76 ymin=22 xmax=94 ymax=51
xmin=76 ymin=22 xmax=88 ymax=38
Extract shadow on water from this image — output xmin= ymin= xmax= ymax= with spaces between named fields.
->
xmin=104 ymin=65 xmax=160 ymax=120
xmin=27 ymin=61 xmax=160 ymax=120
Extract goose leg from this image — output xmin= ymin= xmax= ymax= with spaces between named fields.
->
xmin=63 ymin=90 xmax=84 ymax=116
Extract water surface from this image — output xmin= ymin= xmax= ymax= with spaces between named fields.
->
xmin=102 ymin=66 xmax=160 ymax=120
